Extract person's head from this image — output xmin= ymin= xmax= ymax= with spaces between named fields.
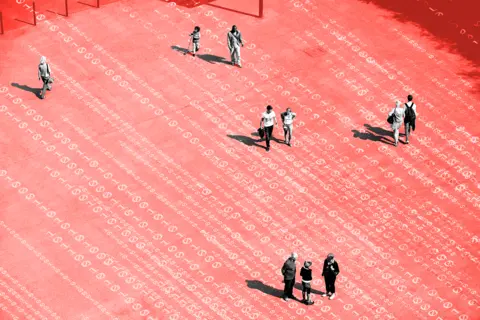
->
xmin=407 ymin=94 xmax=413 ymax=102
xmin=327 ymin=253 xmax=334 ymax=261
xmin=291 ymin=252 xmax=298 ymax=261
xmin=304 ymin=261 xmax=312 ymax=269
xmin=286 ymin=107 xmax=291 ymax=113
xmin=232 ymin=25 xmax=237 ymax=32
xmin=395 ymin=100 xmax=401 ymax=107
xmin=40 ymin=56 xmax=46 ymax=64
xmin=194 ymin=26 xmax=200 ymax=32
xmin=266 ymin=105 xmax=273 ymax=113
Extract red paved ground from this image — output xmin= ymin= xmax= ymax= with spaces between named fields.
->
xmin=1 ymin=0 xmax=480 ymax=319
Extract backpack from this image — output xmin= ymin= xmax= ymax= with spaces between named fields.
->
xmin=405 ymin=103 xmax=416 ymax=121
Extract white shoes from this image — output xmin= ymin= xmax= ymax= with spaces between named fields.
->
xmin=329 ymin=293 xmax=336 ymax=300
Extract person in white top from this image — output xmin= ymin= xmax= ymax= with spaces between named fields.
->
xmin=404 ymin=94 xmax=417 ymax=144
xmin=388 ymin=101 xmax=405 ymax=147
xmin=281 ymin=108 xmax=296 ymax=147
xmin=260 ymin=105 xmax=278 ymax=152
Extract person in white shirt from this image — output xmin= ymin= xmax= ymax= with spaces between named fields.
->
xmin=404 ymin=94 xmax=417 ymax=144
xmin=260 ymin=105 xmax=278 ymax=152
xmin=281 ymin=108 xmax=296 ymax=146
xmin=388 ymin=101 xmax=405 ymax=147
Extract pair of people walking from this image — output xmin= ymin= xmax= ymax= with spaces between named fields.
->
xmin=281 ymin=252 xmax=340 ymax=304
xmin=188 ymin=25 xmax=244 ymax=67
xmin=259 ymin=105 xmax=296 ymax=152
xmin=388 ymin=94 xmax=417 ymax=146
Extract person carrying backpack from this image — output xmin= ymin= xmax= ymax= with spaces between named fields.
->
xmin=404 ymin=94 xmax=417 ymax=144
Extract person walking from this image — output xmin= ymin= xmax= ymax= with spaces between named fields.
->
xmin=260 ymin=105 xmax=278 ymax=152
xmin=321 ymin=253 xmax=339 ymax=300
xmin=189 ymin=26 xmax=201 ymax=56
xmin=281 ymin=252 xmax=298 ymax=301
xmin=387 ymin=101 xmax=405 ymax=146
xmin=38 ymin=56 xmax=53 ymax=99
xmin=281 ymin=108 xmax=296 ymax=146
xmin=404 ymin=94 xmax=417 ymax=144
xmin=300 ymin=261 xmax=314 ymax=305
xmin=227 ymin=25 xmax=244 ymax=67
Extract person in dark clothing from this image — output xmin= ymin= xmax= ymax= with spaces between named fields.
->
xmin=281 ymin=252 xmax=297 ymax=301
xmin=300 ymin=261 xmax=314 ymax=305
xmin=404 ymin=94 xmax=417 ymax=144
xmin=321 ymin=253 xmax=339 ymax=300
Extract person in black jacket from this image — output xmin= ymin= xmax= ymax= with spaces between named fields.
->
xmin=281 ymin=252 xmax=297 ymax=301
xmin=321 ymin=253 xmax=339 ymax=300
xmin=300 ymin=261 xmax=314 ymax=305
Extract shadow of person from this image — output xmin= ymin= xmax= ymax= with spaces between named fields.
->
xmin=352 ymin=123 xmax=396 ymax=145
xmin=171 ymin=45 xmax=189 ymax=55
xmin=227 ymin=134 xmax=266 ymax=149
xmin=196 ymin=54 xmax=231 ymax=65
xmin=364 ymin=124 xmax=394 ymax=137
xmin=245 ymin=280 xmax=284 ymax=298
xmin=293 ymin=282 xmax=326 ymax=296
xmin=11 ymin=83 xmax=42 ymax=99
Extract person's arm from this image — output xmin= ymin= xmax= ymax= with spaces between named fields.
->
xmin=292 ymin=113 xmax=296 ymax=120
xmin=227 ymin=33 xmax=232 ymax=51
xmin=281 ymin=260 xmax=288 ymax=276
xmin=388 ymin=108 xmax=395 ymax=116
xmin=334 ymin=262 xmax=340 ymax=276
xmin=274 ymin=114 xmax=278 ymax=126
xmin=239 ymin=31 xmax=244 ymax=46
xmin=47 ymin=64 xmax=51 ymax=76
xmin=321 ymin=260 xmax=326 ymax=277
xmin=260 ymin=116 xmax=264 ymax=128
xmin=413 ymin=104 xmax=417 ymax=116
xmin=38 ymin=66 xmax=41 ymax=80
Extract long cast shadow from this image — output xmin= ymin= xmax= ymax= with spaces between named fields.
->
xmin=245 ymin=280 xmax=283 ymax=298
xmin=352 ymin=124 xmax=395 ymax=145
xmin=171 ymin=46 xmax=230 ymax=65
xmin=245 ymin=280 xmax=327 ymax=299
xmin=11 ymin=83 xmax=42 ymax=99
xmin=227 ymin=134 xmax=266 ymax=150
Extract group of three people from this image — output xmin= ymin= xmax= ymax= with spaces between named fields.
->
xmin=282 ymin=252 xmax=340 ymax=304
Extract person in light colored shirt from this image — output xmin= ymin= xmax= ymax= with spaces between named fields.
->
xmin=38 ymin=56 xmax=53 ymax=99
xmin=388 ymin=101 xmax=405 ymax=147
xmin=260 ymin=105 xmax=278 ymax=152
xmin=404 ymin=94 xmax=417 ymax=144
xmin=281 ymin=108 xmax=296 ymax=146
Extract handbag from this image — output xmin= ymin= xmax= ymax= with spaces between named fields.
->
xmin=258 ymin=127 xmax=265 ymax=139
xmin=387 ymin=111 xmax=395 ymax=124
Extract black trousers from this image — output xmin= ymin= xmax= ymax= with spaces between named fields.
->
xmin=325 ymin=275 xmax=336 ymax=294
xmin=41 ymin=76 xmax=51 ymax=98
xmin=265 ymin=125 xmax=274 ymax=149
xmin=283 ymin=278 xmax=295 ymax=298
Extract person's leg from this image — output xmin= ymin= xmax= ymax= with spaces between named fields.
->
xmin=405 ymin=123 xmax=410 ymax=143
xmin=237 ymin=46 xmax=242 ymax=67
xmin=283 ymin=125 xmax=288 ymax=143
xmin=393 ymin=128 xmax=399 ymax=146
xmin=230 ymin=48 xmax=235 ymax=65
xmin=283 ymin=280 xmax=289 ymax=299
xmin=287 ymin=279 xmax=294 ymax=298
xmin=41 ymin=77 xmax=48 ymax=99
xmin=329 ymin=276 xmax=337 ymax=299
xmin=265 ymin=126 xmax=273 ymax=151
xmin=287 ymin=124 xmax=292 ymax=145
